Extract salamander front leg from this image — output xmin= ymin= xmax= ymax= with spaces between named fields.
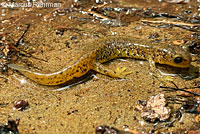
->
xmin=148 ymin=58 xmax=173 ymax=82
xmin=93 ymin=62 xmax=133 ymax=78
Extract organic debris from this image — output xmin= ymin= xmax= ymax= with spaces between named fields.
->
xmin=95 ymin=125 xmax=120 ymax=134
xmin=142 ymin=20 xmax=200 ymax=32
xmin=187 ymin=129 xmax=200 ymax=134
xmin=160 ymin=86 xmax=200 ymax=96
xmin=178 ymin=88 xmax=200 ymax=115
xmin=0 ymin=119 xmax=20 ymax=134
xmin=194 ymin=114 xmax=200 ymax=123
xmin=164 ymin=0 xmax=189 ymax=4
xmin=0 ymin=24 xmax=30 ymax=73
xmin=162 ymin=85 xmax=200 ymax=127
xmin=95 ymin=125 xmax=137 ymax=134
xmin=135 ymin=94 xmax=171 ymax=123
xmin=161 ymin=86 xmax=200 ymax=112
xmin=188 ymin=40 xmax=200 ymax=54
xmin=14 ymin=24 xmax=30 ymax=47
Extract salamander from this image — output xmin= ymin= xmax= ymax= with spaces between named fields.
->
xmin=8 ymin=36 xmax=192 ymax=85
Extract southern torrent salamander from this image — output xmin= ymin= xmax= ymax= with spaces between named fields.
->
xmin=8 ymin=36 xmax=192 ymax=85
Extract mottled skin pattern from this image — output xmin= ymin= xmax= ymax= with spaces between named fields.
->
xmin=8 ymin=37 xmax=192 ymax=86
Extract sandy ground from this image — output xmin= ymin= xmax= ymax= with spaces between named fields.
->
xmin=0 ymin=0 xmax=200 ymax=133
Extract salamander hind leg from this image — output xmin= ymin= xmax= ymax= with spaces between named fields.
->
xmin=93 ymin=62 xmax=133 ymax=78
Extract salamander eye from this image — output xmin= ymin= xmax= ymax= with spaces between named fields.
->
xmin=174 ymin=56 xmax=183 ymax=63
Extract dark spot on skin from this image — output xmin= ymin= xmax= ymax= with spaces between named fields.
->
xmin=96 ymin=54 xmax=99 ymax=60
xmin=60 ymin=72 xmax=63 ymax=75
xmin=76 ymin=70 xmax=79 ymax=72
xmin=83 ymin=68 xmax=87 ymax=72
xmin=71 ymin=72 xmax=75 ymax=76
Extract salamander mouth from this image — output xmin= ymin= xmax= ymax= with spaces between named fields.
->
xmin=158 ymin=61 xmax=191 ymax=68
xmin=166 ymin=62 xmax=191 ymax=68
xmin=171 ymin=64 xmax=191 ymax=68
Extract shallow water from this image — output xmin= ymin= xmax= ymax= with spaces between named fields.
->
xmin=0 ymin=0 xmax=200 ymax=133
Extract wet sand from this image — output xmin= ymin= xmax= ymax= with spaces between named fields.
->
xmin=0 ymin=0 xmax=200 ymax=133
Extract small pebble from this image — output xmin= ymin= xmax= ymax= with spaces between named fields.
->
xmin=13 ymin=100 xmax=29 ymax=111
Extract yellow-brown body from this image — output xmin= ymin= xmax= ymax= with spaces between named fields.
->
xmin=8 ymin=37 xmax=192 ymax=85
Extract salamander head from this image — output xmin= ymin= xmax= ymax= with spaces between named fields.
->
xmin=156 ymin=45 xmax=192 ymax=68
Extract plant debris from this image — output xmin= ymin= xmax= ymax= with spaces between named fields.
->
xmin=188 ymin=40 xmax=200 ymax=54
xmin=95 ymin=125 xmax=135 ymax=134
xmin=0 ymin=24 xmax=30 ymax=73
xmin=160 ymin=86 xmax=200 ymax=96
xmin=0 ymin=119 xmax=20 ymax=134
xmin=135 ymin=93 xmax=171 ymax=123
xmin=164 ymin=0 xmax=189 ymax=4
xmin=142 ymin=19 xmax=200 ymax=32
xmin=163 ymin=85 xmax=200 ymax=128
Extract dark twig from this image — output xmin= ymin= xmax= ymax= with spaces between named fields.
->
xmin=142 ymin=20 xmax=200 ymax=31
xmin=14 ymin=24 xmax=30 ymax=47
xmin=160 ymin=86 xmax=200 ymax=96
